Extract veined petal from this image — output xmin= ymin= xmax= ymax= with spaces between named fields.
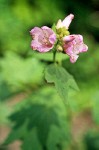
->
xmin=70 ymin=54 xmax=79 ymax=63
xmin=64 ymin=45 xmax=74 ymax=55
xmin=78 ymin=44 xmax=88 ymax=53
xmin=63 ymin=34 xmax=88 ymax=63
xmin=30 ymin=26 xmax=56 ymax=52
xmin=31 ymin=39 xmax=41 ymax=50
xmin=63 ymin=35 xmax=75 ymax=42
xmin=62 ymin=14 xmax=74 ymax=29
xmin=73 ymin=34 xmax=83 ymax=43
xmin=30 ymin=27 xmax=42 ymax=35
xmin=42 ymin=26 xmax=54 ymax=35
xmin=37 ymin=45 xmax=53 ymax=52
xmin=49 ymin=34 xmax=56 ymax=44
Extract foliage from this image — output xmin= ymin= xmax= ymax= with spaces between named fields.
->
xmin=4 ymin=87 xmax=70 ymax=150
xmin=92 ymin=92 xmax=99 ymax=124
xmin=45 ymin=64 xmax=79 ymax=103
xmin=0 ymin=52 xmax=45 ymax=91
xmin=84 ymin=130 xmax=99 ymax=150
xmin=0 ymin=102 xmax=11 ymax=125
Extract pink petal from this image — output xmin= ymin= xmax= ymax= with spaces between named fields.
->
xmin=42 ymin=26 xmax=54 ymax=35
xmin=49 ymin=34 xmax=56 ymax=44
xmin=30 ymin=27 xmax=42 ymax=35
xmin=70 ymin=54 xmax=79 ymax=63
xmin=41 ymin=26 xmax=50 ymax=30
xmin=62 ymin=14 xmax=74 ymax=29
xmin=63 ymin=35 xmax=75 ymax=42
xmin=37 ymin=45 xmax=53 ymax=53
xmin=31 ymin=39 xmax=41 ymax=50
xmin=64 ymin=45 xmax=73 ymax=55
xmin=77 ymin=35 xmax=83 ymax=42
xmin=74 ymin=34 xmax=83 ymax=43
xmin=73 ymin=45 xmax=87 ymax=54
xmin=30 ymin=26 xmax=56 ymax=53
xmin=80 ymin=44 xmax=88 ymax=52
xmin=63 ymin=34 xmax=88 ymax=63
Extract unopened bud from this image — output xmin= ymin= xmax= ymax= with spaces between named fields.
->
xmin=56 ymin=45 xmax=63 ymax=52
xmin=59 ymin=33 xmax=63 ymax=38
xmin=56 ymin=28 xmax=62 ymax=34
xmin=63 ymin=30 xmax=70 ymax=36
xmin=56 ymin=20 xmax=63 ymax=29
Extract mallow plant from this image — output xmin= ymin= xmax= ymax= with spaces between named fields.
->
xmin=30 ymin=14 xmax=88 ymax=63
xmin=3 ymin=14 xmax=88 ymax=150
xmin=29 ymin=13 xmax=88 ymax=104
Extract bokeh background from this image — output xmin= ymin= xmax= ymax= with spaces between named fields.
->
xmin=0 ymin=0 xmax=99 ymax=150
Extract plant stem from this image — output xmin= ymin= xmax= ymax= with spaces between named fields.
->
xmin=53 ymin=50 xmax=56 ymax=63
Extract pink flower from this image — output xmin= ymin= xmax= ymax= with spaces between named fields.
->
xmin=63 ymin=35 xmax=88 ymax=63
xmin=30 ymin=26 xmax=56 ymax=52
xmin=56 ymin=14 xmax=74 ymax=29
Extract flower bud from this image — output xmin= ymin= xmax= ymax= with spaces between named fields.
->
xmin=63 ymin=30 xmax=70 ymax=36
xmin=56 ymin=45 xmax=63 ymax=52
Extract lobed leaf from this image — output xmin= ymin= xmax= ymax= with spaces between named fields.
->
xmin=4 ymin=86 xmax=70 ymax=150
xmin=45 ymin=64 xmax=79 ymax=103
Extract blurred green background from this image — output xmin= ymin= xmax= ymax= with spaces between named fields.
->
xmin=0 ymin=0 xmax=99 ymax=150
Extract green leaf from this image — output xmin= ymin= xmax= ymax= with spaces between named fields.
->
xmin=21 ymin=129 xmax=42 ymax=150
xmin=0 ymin=102 xmax=11 ymax=125
xmin=47 ymin=125 xmax=70 ymax=150
xmin=52 ymin=23 xmax=56 ymax=33
xmin=4 ymin=104 xmax=60 ymax=148
xmin=45 ymin=64 xmax=79 ymax=103
xmin=1 ymin=52 xmax=45 ymax=91
xmin=92 ymin=92 xmax=99 ymax=124
xmin=4 ymin=86 xmax=70 ymax=150
xmin=0 ymin=80 xmax=14 ymax=101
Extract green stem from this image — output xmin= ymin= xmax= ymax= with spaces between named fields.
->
xmin=53 ymin=50 xmax=56 ymax=63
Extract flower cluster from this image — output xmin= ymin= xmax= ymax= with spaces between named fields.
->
xmin=30 ymin=14 xmax=88 ymax=63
